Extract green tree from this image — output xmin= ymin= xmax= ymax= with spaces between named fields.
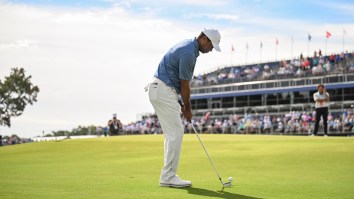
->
xmin=52 ymin=130 xmax=69 ymax=137
xmin=0 ymin=68 xmax=40 ymax=127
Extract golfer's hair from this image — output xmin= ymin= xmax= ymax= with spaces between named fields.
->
xmin=317 ymin=84 xmax=325 ymax=89
xmin=197 ymin=32 xmax=211 ymax=41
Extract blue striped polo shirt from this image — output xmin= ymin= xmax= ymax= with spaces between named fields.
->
xmin=154 ymin=38 xmax=200 ymax=94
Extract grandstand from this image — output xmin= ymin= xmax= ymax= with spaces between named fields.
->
xmin=189 ymin=52 xmax=354 ymax=135
xmin=127 ymin=52 xmax=354 ymax=136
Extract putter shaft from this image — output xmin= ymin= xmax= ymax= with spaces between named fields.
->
xmin=191 ymin=124 xmax=228 ymax=187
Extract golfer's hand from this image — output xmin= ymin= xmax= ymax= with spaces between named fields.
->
xmin=182 ymin=108 xmax=193 ymax=122
xmin=180 ymin=103 xmax=184 ymax=113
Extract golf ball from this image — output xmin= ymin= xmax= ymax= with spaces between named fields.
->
xmin=228 ymin=176 xmax=233 ymax=181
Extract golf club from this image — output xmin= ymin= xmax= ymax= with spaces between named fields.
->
xmin=178 ymin=100 xmax=231 ymax=187
xmin=190 ymin=122 xmax=232 ymax=188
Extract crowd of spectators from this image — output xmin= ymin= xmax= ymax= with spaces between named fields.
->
xmin=0 ymin=134 xmax=32 ymax=146
xmin=122 ymin=114 xmax=161 ymax=135
xmin=121 ymin=110 xmax=354 ymax=136
xmin=191 ymin=51 xmax=354 ymax=87
xmin=186 ymin=110 xmax=354 ymax=135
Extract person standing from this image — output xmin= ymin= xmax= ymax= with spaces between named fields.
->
xmin=312 ymin=84 xmax=330 ymax=136
xmin=108 ymin=113 xmax=122 ymax=136
xmin=146 ymin=28 xmax=221 ymax=187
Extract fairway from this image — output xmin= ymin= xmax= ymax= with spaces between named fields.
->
xmin=1 ymin=135 xmax=354 ymax=199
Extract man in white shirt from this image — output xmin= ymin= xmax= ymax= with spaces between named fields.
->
xmin=312 ymin=84 xmax=330 ymax=136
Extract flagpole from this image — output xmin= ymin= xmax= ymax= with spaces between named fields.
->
xmin=231 ymin=45 xmax=233 ymax=66
xmin=325 ymin=31 xmax=332 ymax=56
xmin=275 ymin=39 xmax=278 ymax=61
xmin=245 ymin=43 xmax=248 ymax=66
xmin=343 ymin=28 xmax=345 ymax=52
xmin=325 ymin=36 xmax=327 ymax=56
xmin=291 ymin=36 xmax=293 ymax=59
xmin=260 ymin=41 xmax=262 ymax=64
xmin=307 ymin=34 xmax=313 ymax=58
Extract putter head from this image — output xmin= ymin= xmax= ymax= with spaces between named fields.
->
xmin=223 ymin=181 xmax=232 ymax=187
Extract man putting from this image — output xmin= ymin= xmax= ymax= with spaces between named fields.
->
xmin=146 ymin=28 xmax=221 ymax=187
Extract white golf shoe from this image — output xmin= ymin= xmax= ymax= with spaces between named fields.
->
xmin=159 ymin=176 xmax=192 ymax=187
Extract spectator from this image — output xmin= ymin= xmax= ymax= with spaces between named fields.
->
xmin=237 ymin=119 xmax=245 ymax=134
xmin=108 ymin=113 xmax=122 ymax=136
xmin=262 ymin=114 xmax=272 ymax=134
xmin=312 ymin=84 xmax=330 ymax=136
xmin=96 ymin=126 xmax=103 ymax=136
xmin=275 ymin=117 xmax=284 ymax=134
xmin=103 ymin=126 xmax=109 ymax=137
xmin=230 ymin=114 xmax=238 ymax=134
xmin=330 ymin=54 xmax=335 ymax=63
xmin=262 ymin=65 xmax=274 ymax=80
xmin=349 ymin=64 xmax=354 ymax=72
xmin=295 ymin=67 xmax=304 ymax=77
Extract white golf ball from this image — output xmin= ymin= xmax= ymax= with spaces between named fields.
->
xmin=228 ymin=176 xmax=233 ymax=181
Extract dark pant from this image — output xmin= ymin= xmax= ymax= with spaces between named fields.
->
xmin=313 ymin=107 xmax=328 ymax=135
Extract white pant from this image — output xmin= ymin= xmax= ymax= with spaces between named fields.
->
xmin=148 ymin=78 xmax=184 ymax=181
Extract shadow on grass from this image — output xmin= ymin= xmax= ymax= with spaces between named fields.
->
xmin=171 ymin=187 xmax=263 ymax=199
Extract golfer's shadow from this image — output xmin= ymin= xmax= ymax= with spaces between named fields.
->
xmin=183 ymin=187 xmax=263 ymax=199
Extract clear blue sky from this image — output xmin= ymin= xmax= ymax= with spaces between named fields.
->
xmin=7 ymin=0 xmax=354 ymax=24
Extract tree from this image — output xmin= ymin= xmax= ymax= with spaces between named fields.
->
xmin=0 ymin=68 xmax=40 ymax=127
xmin=51 ymin=125 xmax=98 ymax=136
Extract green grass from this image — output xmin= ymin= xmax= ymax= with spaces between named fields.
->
xmin=1 ymin=135 xmax=354 ymax=199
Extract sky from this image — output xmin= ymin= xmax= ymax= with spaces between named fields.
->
xmin=0 ymin=0 xmax=354 ymax=137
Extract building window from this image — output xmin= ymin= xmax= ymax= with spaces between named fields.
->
xmin=212 ymin=98 xmax=221 ymax=109
xmin=236 ymin=96 xmax=247 ymax=107
xmin=278 ymin=93 xmax=290 ymax=105
xmin=191 ymin=99 xmax=208 ymax=109
xmin=222 ymin=97 xmax=234 ymax=108
xmin=344 ymin=88 xmax=354 ymax=100
xmin=266 ymin=94 xmax=277 ymax=105
xmin=294 ymin=91 xmax=309 ymax=104
xmin=249 ymin=95 xmax=262 ymax=106
xmin=329 ymin=88 xmax=343 ymax=101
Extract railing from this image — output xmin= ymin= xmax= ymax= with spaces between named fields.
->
xmin=191 ymin=54 xmax=354 ymax=88
xmin=191 ymin=73 xmax=354 ymax=95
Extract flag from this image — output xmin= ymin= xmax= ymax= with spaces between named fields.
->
xmin=343 ymin=28 xmax=347 ymax=36
xmin=276 ymin=38 xmax=279 ymax=45
xmin=260 ymin=41 xmax=263 ymax=48
xmin=246 ymin=43 xmax=249 ymax=49
xmin=231 ymin=44 xmax=235 ymax=52
xmin=326 ymin=31 xmax=332 ymax=38
xmin=308 ymin=34 xmax=312 ymax=41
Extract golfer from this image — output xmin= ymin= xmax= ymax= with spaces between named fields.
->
xmin=147 ymin=28 xmax=221 ymax=187
xmin=312 ymin=84 xmax=330 ymax=136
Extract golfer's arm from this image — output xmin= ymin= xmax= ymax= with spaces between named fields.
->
xmin=180 ymin=80 xmax=191 ymax=110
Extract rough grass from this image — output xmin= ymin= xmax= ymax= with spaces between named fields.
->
xmin=1 ymin=135 xmax=354 ymax=199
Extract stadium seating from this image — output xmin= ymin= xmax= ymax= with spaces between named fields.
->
xmin=125 ymin=52 xmax=354 ymax=136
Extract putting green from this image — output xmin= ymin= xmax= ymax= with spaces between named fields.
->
xmin=0 ymin=135 xmax=353 ymax=199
